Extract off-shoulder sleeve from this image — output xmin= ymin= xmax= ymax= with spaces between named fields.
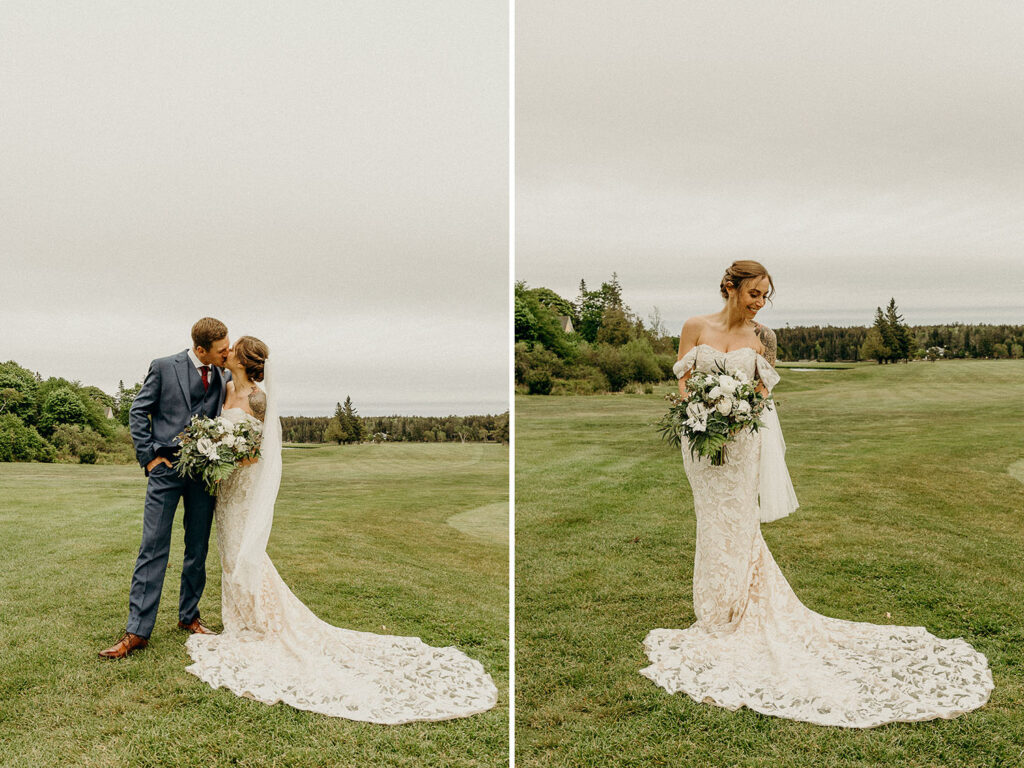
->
xmin=672 ymin=347 xmax=699 ymax=378
xmin=755 ymin=354 xmax=781 ymax=392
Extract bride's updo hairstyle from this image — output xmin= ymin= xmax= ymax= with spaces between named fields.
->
xmin=720 ymin=260 xmax=775 ymax=304
xmin=234 ymin=336 xmax=269 ymax=383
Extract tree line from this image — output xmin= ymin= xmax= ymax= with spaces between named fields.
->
xmin=778 ymin=315 xmax=1024 ymax=362
xmin=0 ymin=360 xmax=508 ymax=463
xmin=516 ymin=276 xmax=1024 ymax=394
xmin=283 ymin=398 xmax=509 ymax=445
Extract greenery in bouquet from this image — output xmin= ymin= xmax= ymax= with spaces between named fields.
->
xmin=174 ymin=415 xmax=262 ymax=494
xmin=657 ymin=361 xmax=770 ymax=466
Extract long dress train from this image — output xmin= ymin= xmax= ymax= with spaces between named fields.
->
xmin=639 ymin=344 xmax=992 ymax=728
xmin=185 ymin=403 xmax=498 ymax=724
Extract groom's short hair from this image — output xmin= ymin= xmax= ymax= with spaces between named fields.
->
xmin=191 ymin=317 xmax=228 ymax=350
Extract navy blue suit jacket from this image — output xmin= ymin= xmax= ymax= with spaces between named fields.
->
xmin=129 ymin=350 xmax=229 ymax=471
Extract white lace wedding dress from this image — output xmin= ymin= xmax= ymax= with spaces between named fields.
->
xmin=640 ymin=344 xmax=993 ymax=728
xmin=185 ymin=378 xmax=498 ymax=724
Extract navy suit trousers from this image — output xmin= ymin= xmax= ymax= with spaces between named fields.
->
xmin=125 ymin=462 xmax=215 ymax=638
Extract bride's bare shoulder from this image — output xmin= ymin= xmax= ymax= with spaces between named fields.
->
xmin=680 ymin=314 xmax=714 ymax=342
xmin=681 ymin=314 xmax=713 ymax=334
xmin=677 ymin=315 xmax=711 ymax=358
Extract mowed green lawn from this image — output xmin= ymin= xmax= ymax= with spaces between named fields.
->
xmin=516 ymin=359 xmax=1024 ymax=768
xmin=0 ymin=442 xmax=508 ymax=768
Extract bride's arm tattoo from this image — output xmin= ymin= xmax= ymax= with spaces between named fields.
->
xmin=755 ymin=324 xmax=777 ymax=367
xmin=249 ymin=388 xmax=267 ymax=421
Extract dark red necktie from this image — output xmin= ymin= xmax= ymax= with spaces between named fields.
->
xmin=200 ymin=365 xmax=210 ymax=391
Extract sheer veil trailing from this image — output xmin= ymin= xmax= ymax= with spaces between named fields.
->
xmin=757 ymin=402 xmax=799 ymax=523
xmin=232 ymin=358 xmax=281 ymax=608
xmin=186 ymin=356 xmax=499 ymax=723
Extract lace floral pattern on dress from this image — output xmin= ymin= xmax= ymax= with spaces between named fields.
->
xmin=641 ymin=345 xmax=993 ymax=727
xmin=185 ymin=408 xmax=498 ymax=724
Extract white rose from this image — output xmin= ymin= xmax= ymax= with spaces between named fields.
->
xmin=220 ymin=433 xmax=237 ymax=448
xmin=708 ymin=385 xmax=724 ymax=400
xmin=718 ymin=375 xmax=739 ymax=395
xmin=716 ymin=398 xmax=733 ymax=416
xmin=736 ymin=400 xmax=751 ymax=415
xmin=196 ymin=438 xmax=218 ymax=459
xmin=235 ymin=438 xmax=247 ymax=451
xmin=685 ymin=402 xmax=707 ymax=421
xmin=686 ymin=416 xmax=707 ymax=432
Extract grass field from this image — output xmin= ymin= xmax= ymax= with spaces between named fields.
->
xmin=0 ymin=442 xmax=508 ymax=768
xmin=516 ymin=359 xmax=1024 ymax=768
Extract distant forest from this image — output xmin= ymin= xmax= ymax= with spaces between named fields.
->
xmin=515 ymin=276 xmax=1023 ymax=395
xmin=0 ymin=359 xmax=507 ymax=463
xmin=283 ymin=398 xmax=509 ymax=445
xmin=777 ymin=321 xmax=1024 ymax=362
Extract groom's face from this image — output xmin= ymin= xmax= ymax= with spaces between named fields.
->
xmin=196 ymin=336 xmax=230 ymax=367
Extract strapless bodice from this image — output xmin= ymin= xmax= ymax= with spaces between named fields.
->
xmin=220 ymin=407 xmax=261 ymax=427
xmin=673 ymin=344 xmax=780 ymax=391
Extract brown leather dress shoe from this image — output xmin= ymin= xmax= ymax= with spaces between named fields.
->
xmin=98 ymin=632 xmax=148 ymax=659
xmin=177 ymin=617 xmax=218 ymax=635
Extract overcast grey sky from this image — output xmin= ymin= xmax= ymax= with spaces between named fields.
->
xmin=1 ymin=1 xmax=507 ymax=416
xmin=517 ymin=0 xmax=1024 ymax=333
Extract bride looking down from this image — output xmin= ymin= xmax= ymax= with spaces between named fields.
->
xmin=639 ymin=261 xmax=992 ymax=728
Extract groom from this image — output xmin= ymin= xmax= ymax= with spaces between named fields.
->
xmin=100 ymin=317 xmax=230 ymax=659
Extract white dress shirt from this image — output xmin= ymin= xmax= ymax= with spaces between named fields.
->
xmin=187 ymin=348 xmax=209 ymax=373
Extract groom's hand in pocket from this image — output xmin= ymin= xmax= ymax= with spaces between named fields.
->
xmin=146 ymin=457 xmax=173 ymax=474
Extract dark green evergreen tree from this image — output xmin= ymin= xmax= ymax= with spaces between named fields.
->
xmin=324 ymin=401 xmax=345 ymax=444
xmin=574 ymin=279 xmax=605 ymax=342
xmin=859 ymin=327 xmax=887 ymax=362
xmin=574 ymin=273 xmax=626 ymax=343
xmin=115 ymin=380 xmax=142 ymax=427
xmin=341 ymin=396 xmax=364 ymax=443
xmin=884 ymin=298 xmax=913 ymax=361
xmin=874 ymin=307 xmax=897 ymax=363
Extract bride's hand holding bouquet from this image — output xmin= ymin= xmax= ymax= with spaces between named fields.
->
xmin=174 ymin=415 xmax=263 ymax=494
xmin=657 ymin=361 xmax=771 ymax=466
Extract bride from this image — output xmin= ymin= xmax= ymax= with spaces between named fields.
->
xmin=185 ymin=336 xmax=498 ymax=724
xmin=639 ymin=261 xmax=993 ymax=728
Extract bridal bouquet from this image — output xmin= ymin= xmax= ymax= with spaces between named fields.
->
xmin=657 ymin=362 xmax=770 ymax=466
xmin=174 ymin=415 xmax=262 ymax=494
